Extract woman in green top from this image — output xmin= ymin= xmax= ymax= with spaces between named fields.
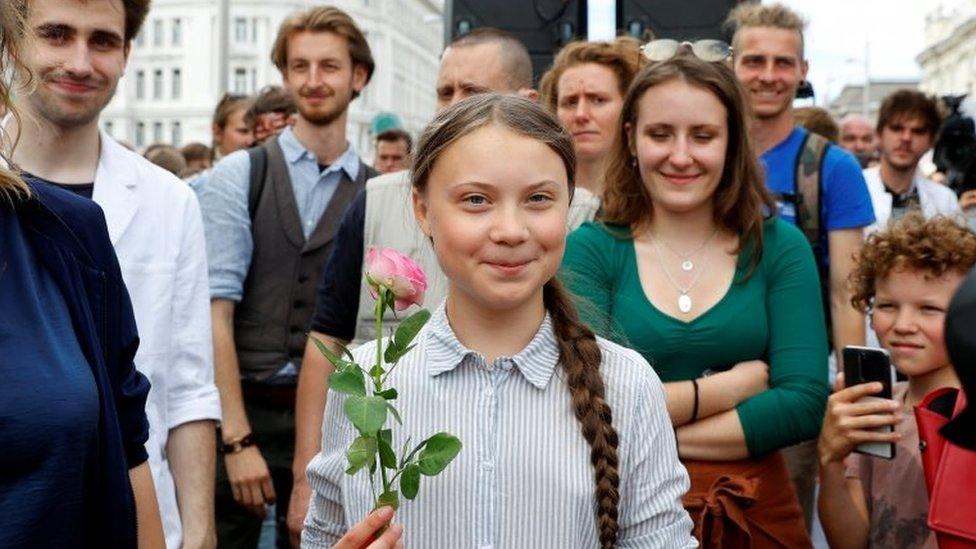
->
xmin=560 ymin=49 xmax=827 ymax=547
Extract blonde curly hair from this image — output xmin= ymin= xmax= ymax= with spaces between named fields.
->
xmin=850 ymin=213 xmax=976 ymax=312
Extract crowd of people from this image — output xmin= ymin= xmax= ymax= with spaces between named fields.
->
xmin=2 ymin=0 xmax=975 ymax=548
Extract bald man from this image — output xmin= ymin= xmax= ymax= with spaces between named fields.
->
xmin=839 ymin=114 xmax=878 ymax=167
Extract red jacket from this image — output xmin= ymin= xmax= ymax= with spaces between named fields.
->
xmin=915 ymin=388 xmax=976 ymax=548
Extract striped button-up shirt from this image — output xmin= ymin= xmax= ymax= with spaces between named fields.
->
xmin=303 ymin=305 xmax=697 ymax=548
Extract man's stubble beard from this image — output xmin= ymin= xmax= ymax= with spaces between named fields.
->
xmin=27 ymin=79 xmax=118 ymax=130
xmin=883 ymin=152 xmax=920 ymax=174
xmin=297 ymin=88 xmax=354 ymax=127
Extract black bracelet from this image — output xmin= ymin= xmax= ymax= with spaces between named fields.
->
xmin=221 ymin=433 xmax=256 ymax=454
xmin=691 ymin=378 xmax=700 ymax=423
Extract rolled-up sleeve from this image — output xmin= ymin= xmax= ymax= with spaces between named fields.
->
xmin=194 ymin=150 xmax=252 ymax=302
xmin=167 ymin=190 xmax=222 ymax=427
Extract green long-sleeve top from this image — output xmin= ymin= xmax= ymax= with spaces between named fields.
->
xmin=560 ymin=218 xmax=829 ymax=457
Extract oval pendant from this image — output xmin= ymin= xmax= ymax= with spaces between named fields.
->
xmin=681 ymin=260 xmax=694 ymax=271
xmin=678 ymin=294 xmax=693 ymax=313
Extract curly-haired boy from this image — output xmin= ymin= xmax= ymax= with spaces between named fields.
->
xmin=817 ymin=213 xmax=976 ymax=548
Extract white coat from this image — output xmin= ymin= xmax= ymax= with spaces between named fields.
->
xmin=862 ymin=166 xmax=961 ymax=236
xmin=93 ymin=132 xmax=221 ymax=549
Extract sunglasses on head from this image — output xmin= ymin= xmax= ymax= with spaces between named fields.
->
xmin=640 ymin=39 xmax=733 ymax=63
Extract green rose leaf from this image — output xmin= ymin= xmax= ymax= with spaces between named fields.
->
xmin=345 ymin=436 xmax=377 ymax=475
xmin=417 ymin=432 xmax=462 ymax=476
xmin=392 ymin=309 xmax=430 ymax=356
xmin=399 ymin=436 xmax=412 ymax=469
xmin=328 ymin=368 xmax=366 ymax=397
xmin=376 ymin=388 xmax=398 ymax=400
xmin=369 ymin=362 xmax=386 ymax=378
xmin=402 ymin=439 xmax=427 ymax=467
xmin=400 ymin=464 xmax=421 ymax=500
xmin=378 ymin=433 xmax=397 ymax=469
xmin=375 ymin=490 xmax=400 ymax=511
xmin=343 ymin=396 xmax=388 ymax=435
xmin=383 ymin=338 xmax=401 ymax=364
xmin=385 ymin=343 xmax=417 ymax=365
xmin=310 ymin=335 xmax=355 ymax=370
xmin=386 ymin=402 xmax=402 ymax=425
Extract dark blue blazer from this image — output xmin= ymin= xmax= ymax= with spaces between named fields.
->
xmin=16 ymin=182 xmax=150 ymax=548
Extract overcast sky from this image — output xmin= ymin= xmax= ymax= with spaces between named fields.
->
xmin=587 ymin=0 xmax=943 ymax=106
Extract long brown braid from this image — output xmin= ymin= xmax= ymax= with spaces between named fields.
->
xmin=545 ymin=279 xmax=621 ymax=548
xmin=412 ymin=94 xmax=621 ymax=547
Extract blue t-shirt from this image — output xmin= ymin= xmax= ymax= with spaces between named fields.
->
xmin=760 ymin=127 xmax=875 ymax=267
xmin=0 ymin=208 xmax=99 ymax=547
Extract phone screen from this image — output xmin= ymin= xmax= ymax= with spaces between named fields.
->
xmin=843 ymin=345 xmax=896 ymax=459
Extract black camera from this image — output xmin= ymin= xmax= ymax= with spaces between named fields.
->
xmin=933 ymin=95 xmax=976 ymax=196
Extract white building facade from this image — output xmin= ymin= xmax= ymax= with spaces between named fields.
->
xmin=917 ymin=0 xmax=976 ymax=97
xmin=103 ymin=0 xmax=442 ymax=160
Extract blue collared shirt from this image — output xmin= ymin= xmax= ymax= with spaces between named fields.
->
xmin=303 ymin=305 xmax=697 ymax=548
xmin=195 ymin=126 xmax=362 ymax=301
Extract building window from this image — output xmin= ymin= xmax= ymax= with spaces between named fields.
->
xmin=136 ymin=30 xmax=146 ymax=48
xmin=250 ymin=68 xmax=257 ymax=93
xmin=171 ymin=68 xmax=182 ymax=99
xmin=136 ymin=122 xmax=146 ymax=148
xmin=171 ymin=121 xmax=182 ymax=146
xmin=104 ymin=121 xmax=114 ymax=137
xmin=153 ymin=121 xmax=163 ymax=143
xmin=172 ymin=18 xmax=183 ymax=46
xmin=233 ymin=67 xmax=247 ymax=94
xmin=251 ymin=18 xmax=258 ymax=43
xmin=153 ymin=69 xmax=163 ymax=99
xmin=153 ymin=19 xmax=163 ymax=47
xmin=234 ymin=17 xmax=247 ymax=43
xmin=136 ymin=70 xmax=146 ymax=99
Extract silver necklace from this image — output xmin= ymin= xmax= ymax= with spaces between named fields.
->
xmin=651 ymin=236 xmax=713 ymax=314
xmin=659 ymin=227 xmax=719 ymax=272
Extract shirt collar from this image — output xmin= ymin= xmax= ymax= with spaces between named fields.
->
xmin=277 ymin=126 xmax=361 ymax=180
xmin=425 ymin=305 xmax=561 ymax=390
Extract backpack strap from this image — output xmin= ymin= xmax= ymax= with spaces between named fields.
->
xmin=247 ymin=145 xmax=270 ymax=220
xmin=793 ymin=131 xmax=830 ymax=246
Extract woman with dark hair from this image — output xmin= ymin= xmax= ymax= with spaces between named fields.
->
xmin=561 ymin=47 xmax=828 ymax=546
xmin=302 ymin=94 xmax=696 ymax=548
xmin=0 ymin=6 xmax=162 ymax=547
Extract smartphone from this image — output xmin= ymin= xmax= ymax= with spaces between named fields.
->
xmin=843 ymin=346 xmax=896 ymax=459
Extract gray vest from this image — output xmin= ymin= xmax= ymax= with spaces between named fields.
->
xmin=235 ymin=137 xmax=372 ymax=381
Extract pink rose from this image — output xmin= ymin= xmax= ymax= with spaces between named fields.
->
xmin=365 ymin=247 xmax=428 ymax=311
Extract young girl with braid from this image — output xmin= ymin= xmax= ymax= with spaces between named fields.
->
xmin=302 ymin=94 xmax=696 ymax=548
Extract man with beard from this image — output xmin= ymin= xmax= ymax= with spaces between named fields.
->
xmin=727 ymin=2 xmax=876 ymax=529
xmin=862 ymin=90 xmax=958 ymax=235
xmin=839 ymin=114 xmax=879 ymax=168
xmin=194 ymin=6 xmax=376 ymax=547
xmin=6 ymin=0 xmax=219 ymax=547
